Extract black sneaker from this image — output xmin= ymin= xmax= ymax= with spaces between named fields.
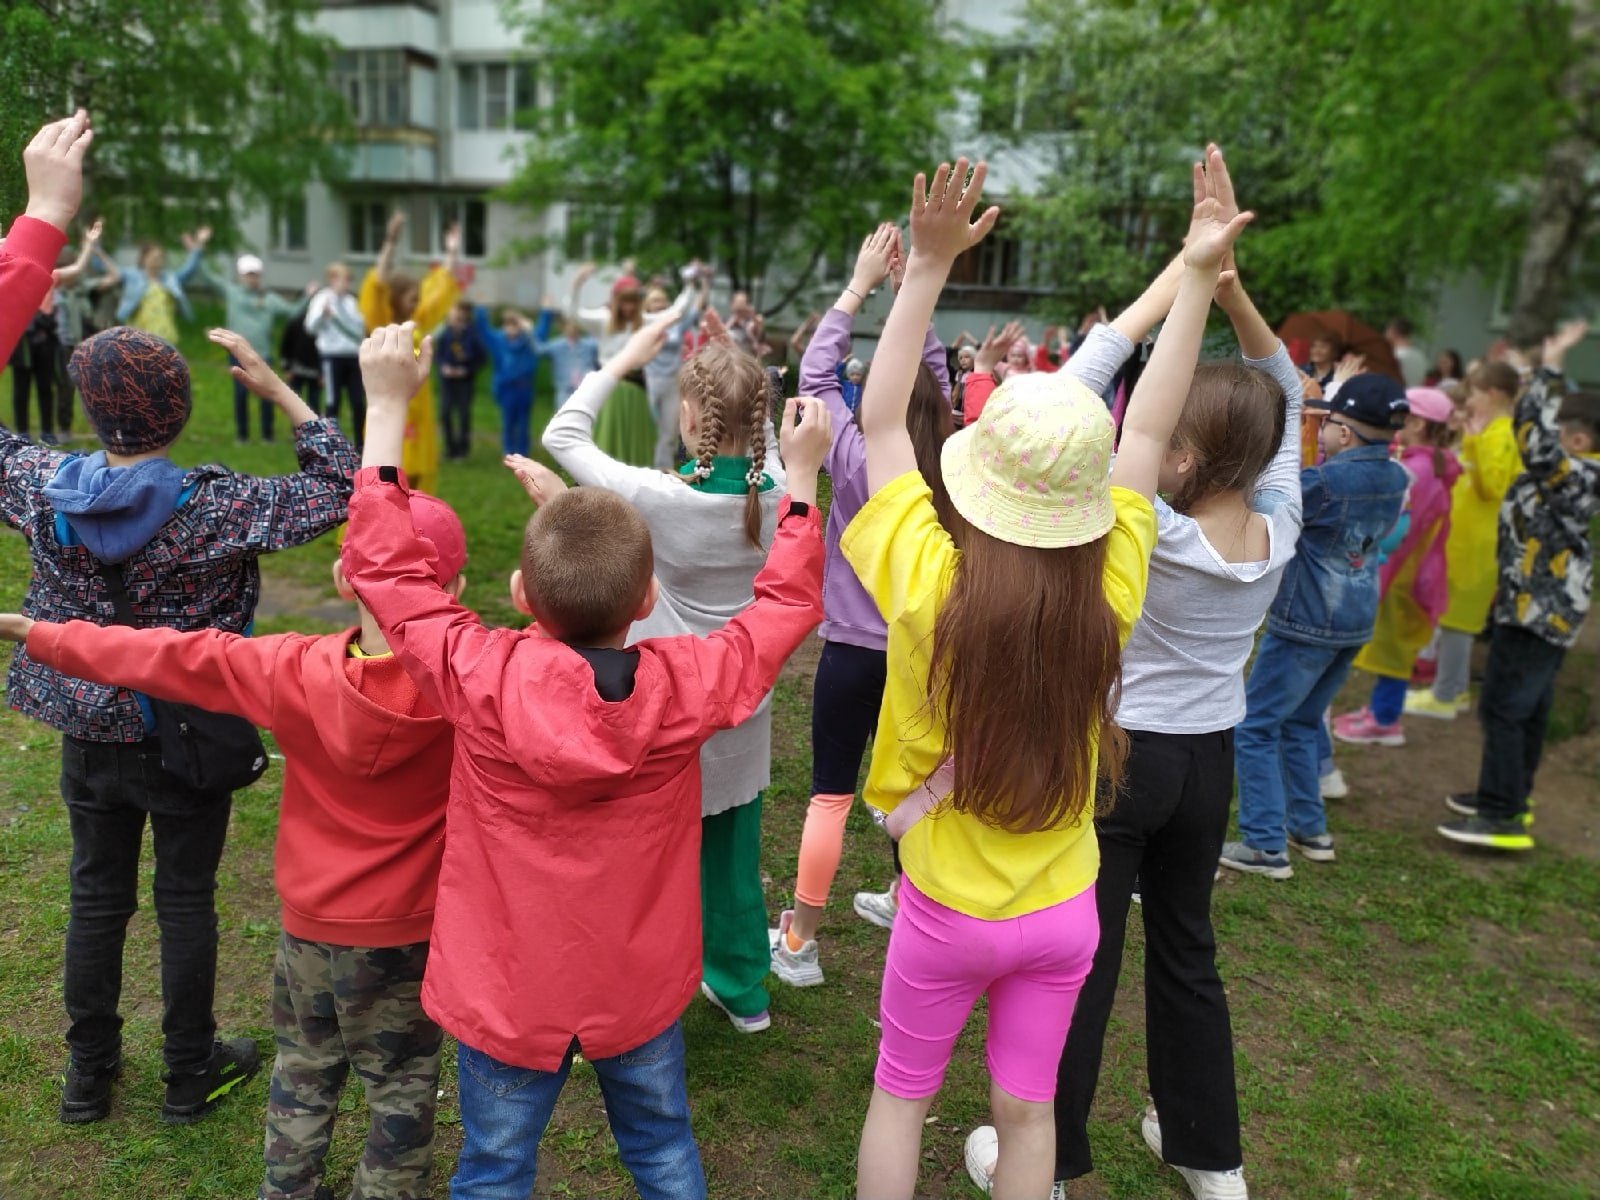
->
xmin=1444 ymin=793 xmax=1533 ymax=827
xmin=161 ymin=1037 xmax=262 ymax=1125
xmin=1437 ymin=815 xmax=1535 ymax=852
xmin=60 ymin=1058 xmax=120 ymax=1124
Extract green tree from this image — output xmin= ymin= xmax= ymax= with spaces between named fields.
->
xmin=1006 ymin=0 xmax=1593 ymax=339
xmin=0 ymin=0 xmax=350 ymax=247
xmin=501 ymin=0 xmax=960 ymax=312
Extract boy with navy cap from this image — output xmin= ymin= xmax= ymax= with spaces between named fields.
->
xmin=1224 ymin=374 xmax=1411 ymax=878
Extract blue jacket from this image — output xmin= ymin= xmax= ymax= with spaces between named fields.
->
xmin=110 ymin=247 xmax=204 ymax=324
xmin=475 ymin=307 xmax=552 ymax=400
xmin=436 ymin=322 xmax=488 ymax=380
xmin=1267 ymin=443 xmax=1408 ymax=648
xmin=534 ymin=321 xmax=601 ymax=409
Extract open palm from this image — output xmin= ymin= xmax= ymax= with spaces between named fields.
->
xmin=909 ymin=157 xmax=1001 ymax=263
xmin=1183 ymin=145 xmax=1253 ymax=271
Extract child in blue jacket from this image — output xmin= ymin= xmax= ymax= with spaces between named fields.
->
xmin=474 ymin=305 xmax=553 ymax=457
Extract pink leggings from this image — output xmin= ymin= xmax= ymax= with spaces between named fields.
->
xmin=875 ymin=878 xmax=1098 ymax=1103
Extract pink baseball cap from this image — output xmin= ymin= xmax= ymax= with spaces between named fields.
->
xmin=344 ymin=493 xmax=467 ymax=584
xmin=1405 ymin=387 xmax=1455 ymax=425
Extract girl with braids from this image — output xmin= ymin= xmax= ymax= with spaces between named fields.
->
xmin=848 ymin=152 xmax=1250 ymax=1200
xmin=542 ymin=318 xmax=787 ymax=1033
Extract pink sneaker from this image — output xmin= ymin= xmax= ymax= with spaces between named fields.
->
xmin=1332 ymin=708 xmax=1406 ymax=747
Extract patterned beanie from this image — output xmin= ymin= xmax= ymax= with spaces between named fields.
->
xmin=68 ymin=328 xmax=193 ymax=454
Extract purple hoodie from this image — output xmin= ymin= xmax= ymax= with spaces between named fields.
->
xmin=802 ymin=307 xmax=948 ymax=650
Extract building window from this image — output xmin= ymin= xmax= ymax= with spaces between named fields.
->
xmin=437 ymin=198 xmax=488 ymax=258
xmin=271 ymin=198 xmax=308 ymax=253
xmin=980 ymin=48 xmax=1075 ymax=135
xmin=946 ymin=214 xmax=1044 ymax=295
xmin=348 ymin=200 xmax=392 ymax=254
xmin=456 ymin=61 xmax=537 ymax=131
xmin=335 ymin=49 xmax=409 ymax=127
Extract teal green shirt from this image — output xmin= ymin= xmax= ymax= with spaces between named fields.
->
xmin=199 ymin=261 xmax=309 ymax=359
xmin=678 ymin=455 xmax=776 ymax=495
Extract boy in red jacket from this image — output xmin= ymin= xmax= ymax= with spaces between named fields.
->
xmin=0 ymin=495 xmax=469 ymax=1200
xmin=342 ymin=324 xmax=829 ymax=1200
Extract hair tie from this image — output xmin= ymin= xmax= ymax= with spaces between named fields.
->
xmin=745 ymin=466 xmax=764 ymax=488
xmin=692 ymin=460 xmax=714 ymax=481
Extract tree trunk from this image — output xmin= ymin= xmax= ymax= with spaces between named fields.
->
xmin=1506 ymin=0 xmax=1599 ymax=348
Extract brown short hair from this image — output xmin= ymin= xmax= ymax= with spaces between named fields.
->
xmin=1557 ymin=391 xmax=1600 ymax=445
xmin=521 ymin=488 xmax=653 ymax=643
xmin=1468 ymin=361 xmax=1521 ymax=400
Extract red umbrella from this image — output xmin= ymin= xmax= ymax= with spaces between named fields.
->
xmin=1277 ymin=310 xmax=1403 ymax=383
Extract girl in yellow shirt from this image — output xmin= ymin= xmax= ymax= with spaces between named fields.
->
xmin=847 ymin=152 xmax=1252 ymax=1200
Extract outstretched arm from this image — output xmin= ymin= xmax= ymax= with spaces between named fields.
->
xmin=51 ymin=218 xmax=103 ymax=287
xmin=1110 ymin=146 xmax=1253 ymax=499
xmin=375 ymin=211 xmax=406 ymax=284
xmin=862 ymin=159 xmax=999 ymax=495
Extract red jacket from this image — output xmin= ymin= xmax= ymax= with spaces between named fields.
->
xmin=343 ymin=467 xmax=824 ymax=1068
xmin=1 ymin=216 xmax=66 ymax=364
xmin=25 ymin=621 xmax=453 ymax=946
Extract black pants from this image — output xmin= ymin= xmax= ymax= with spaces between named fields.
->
xmin=289 ymin=371 xmax=323 ymax=417
xmin=322 ymin=354 xmax=366 ymax=448
xmin=1054 ymin=728 xmax=1242 ymax=1180
xmin=440 ymin=375 xmax=475 ymax=459
xmin=810 ymin=640 xmax=901 ymax=873
xmin=53 ymin=342 xmax=76 ymax=434
xmin=229 ymin=355 xmax=276 ymax=442
xmin=60 ymin=735 xmax=233 ymax=1077
xmin=11 ymin=341 xmax=58 ymax=439
xmin=1474 ymin=624 xmax=1567 ymax=820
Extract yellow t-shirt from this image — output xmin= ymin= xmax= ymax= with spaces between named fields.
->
xmin=841 ymin=471 xmax=1156 ymax=920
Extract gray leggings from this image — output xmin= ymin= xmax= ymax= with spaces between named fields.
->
xmin=1432 ymin=628 xmax=1475 ymax=702
xmin=648 ymin=373 xmax=683 ymax=472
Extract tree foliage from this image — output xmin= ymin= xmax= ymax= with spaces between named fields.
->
xmin=1007 ymin=0 xmax=1594 ymax=335
xmin=0 ymin=0 xmax=350 ymax=248
xmin=501 ymin=0 xmax=961 ymax=311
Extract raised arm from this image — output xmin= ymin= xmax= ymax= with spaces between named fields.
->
xmin=1517 ymin=322 xmax=1597 ymax=502
xmin=51 ymin=218 xmax=103 ymax=287
xmin=862 ymin=160 xmax=999 ymax=495
xmin=3 ymin=113 xmax=89 ymax=363
xmin=565 ymin=262 xmax=609 ymax=331
xmin=1110 ymin=147 xmax=1253 ymax=498
xmin=375 ymin=211 xmax=405 ymax=284
xmin=1216 ymin=273 xmax=1304 ymax=510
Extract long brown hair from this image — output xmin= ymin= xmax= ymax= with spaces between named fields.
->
xmin=1168 ymin=363 xmax=1285 ymax=514
xmin=680 ymin=341 xmax=769 ymax=548
xmin=928 ymin=517 xmax=1127 ymax=833
xmin=608 ymin=287 xmax=643 ymax=336
xmin=858 ymin=363 xmax=957 ymax=529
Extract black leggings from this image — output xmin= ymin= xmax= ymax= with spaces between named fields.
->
xmin=11 ymin=339 xmax=58 ymax=438
xmin=809 ymin=639 xmax=901 ymax=872
xmin=321 ymin=354 xmax=367 ymax=448
xmin=1054 ymin=727 xmax=1242 ymax=1180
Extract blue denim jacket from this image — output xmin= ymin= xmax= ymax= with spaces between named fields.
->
xmin=1267 ymin=443 xmax=1408 ymax=647
xmin=110 ymin=247 xmax=204 ymax=324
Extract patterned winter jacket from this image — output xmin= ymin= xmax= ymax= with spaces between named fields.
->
xmin=2 ymin=421 xmax=358 ymax=741
xmin=1493 ymin=368 xmax=1600 ymax=649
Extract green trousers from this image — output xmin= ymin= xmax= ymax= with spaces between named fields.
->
xmin=700 ymin=795 xmax=770 ymax=1018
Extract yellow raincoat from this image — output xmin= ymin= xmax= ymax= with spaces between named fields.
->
xmin=1439 ymin=415 xmax=1519 ymax=633
xmin=360 ymin=265 xmax=461 ymax=495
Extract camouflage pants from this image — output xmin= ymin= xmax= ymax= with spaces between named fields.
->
xmin=261 ymin=933 xmax=443 ymax=1200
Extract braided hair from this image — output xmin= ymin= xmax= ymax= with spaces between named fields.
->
xmin=679 ymin=342 xmax=769 ymax=548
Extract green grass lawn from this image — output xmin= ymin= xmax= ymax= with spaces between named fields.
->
xmin=1 ymin=319 xmax=1598 ymax=1198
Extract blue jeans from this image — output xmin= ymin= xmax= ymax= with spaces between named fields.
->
xmin=496 ymin=382 xmax=533 ymax=457
xmin=1235 ymin=634 xmax=1360 ymax=852
xmin=451 ymin=1022 xmax=704 ymax=1200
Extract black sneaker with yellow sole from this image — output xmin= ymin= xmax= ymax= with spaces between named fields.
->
xmin=60 ymin=1058 xmax=120 ymax=1124
xmin=1444 ymin=793 xmax=1534 ymax=827
xmin=161 ymin=1037 xmax=262 ymax=1125
xmin=1437 ymin=815 xmax=1535 ymax=851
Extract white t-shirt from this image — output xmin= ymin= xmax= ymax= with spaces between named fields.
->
xmin=1116 ymin=344 xmax=1305 ymax=734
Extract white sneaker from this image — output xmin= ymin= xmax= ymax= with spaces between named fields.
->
xmin=1141 ymin=1110 xmax=1248 ymax=1199
xmin=768 ymin=910 xmax=824 ymax=987
xmin=852 ymin=887 xmax=897 ymax=930
xmin=1319 ymin=767 xmax=1349 ymax=800
xmin=699 ymin=982 xmax=770 ymax=1033
xmin=962 ymin=1125 xmax=1069 ymax=1197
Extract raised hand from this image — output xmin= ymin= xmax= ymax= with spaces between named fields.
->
xmin=851 ymin=222 xmax=898 ymax=296
xmin=85 ymin=218 xmax=103 ymax=244
xmin=24 ymin=110 xmax=94 ymax=232
xmin=1213 ymin=268 xmax=1241 ymax=309
xmin=779 ymin=396 xmax=833 ymax=496
xmin=359 ymin=323 xmax=433 ymax=410
xmin=1332 ymin=352 xmax=1365 ymax=384
xmin=442 ymin=221 xmax=462 ymax=258
xmin=975 ymin=319 xmax=1025 ymax=374
xmin=385 ymin=210 xmax=407 ymax=245
xmin=908 ymin=157 xmax=1000 ymax=265
xmin=699 ymin=307 xmax=731 ymax=346
xmin=574 ymin=261 xmax=597 ymax=284
xmin=195 ymin=225 xmax=213 ymax=248
xmin=1182 ymin=145 xmax=1254 ymax=271
xmin=0 ymin=614 xmax=34 ymax=643
xmin=209 ymin=329 xmax=297 ymax=406
xmin=504 ymin=455 xmax=568 ymax=506
xmin=1542 ymin=318 xmax=1589 ymax=371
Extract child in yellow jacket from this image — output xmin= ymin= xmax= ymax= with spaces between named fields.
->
xmin=1405 ymin=361 xmax=1522 ymax=719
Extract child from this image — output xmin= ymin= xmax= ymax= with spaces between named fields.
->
xmin=306 ymin=261 xmax=368 ymax=441
xmin=1440 ymin=321 xmax=1599 ymax=849
xmin=969 ymin=151 xmax=1282 ymax=1200
xmin=567 ymin=260 xmax=656 ymax=466
xmin=1404 ymin=360 xmax=1522 ymax=719
xmin=111 ymin=232 xmax=204 ymax=343
xmin=473 ymin=303 xmax=553 ymax=458
xmin=771 ymin=221 xmax=955 ymax=984
xmin=1225 ymin=374 xmax=1410 ymax=877
xmin=434 ymin=299 xmax=488 ymax=460
xmin=3 ymin=183 xmax=358 ymax=1129
xmin=1333 ymin=388 xmax=1461 ymax=746
xmin=642 ymin=273 xmax=707 ymax=470
xmin=358 ymin=211 xmax=463 ymax=495
xmin=848 ymin=153 xmax=1249 ymax=1200
xmin=191 ymin=228 xmax=314 ymax=444
xmin=0 ymin=493 xmax=466 ymax=1200
xmin=344 ymin=323 xmax=829 ymax=1200
xmin=840 ymin=357 xmax=866 ymax=412
xmin=535 ymin=314 xmax=600 ymax=411
xmin=279 ymin=294 xmax=323 ymax=416
xmin=544 ymin=316 xmax=788 ymax=1031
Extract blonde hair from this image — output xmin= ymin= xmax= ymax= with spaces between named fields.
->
xmin=679 ymin=342 xmax=772 ymax=549
xmin=522 ymin=489 xmax=653 ymax=643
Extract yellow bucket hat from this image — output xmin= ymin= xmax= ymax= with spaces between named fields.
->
xmin=940 ymin=371 xmax=1115 ymax=548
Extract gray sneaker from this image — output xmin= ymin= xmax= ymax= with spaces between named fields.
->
xmin=768 ymin=910 xmax=823 ymax=987
xmin=1288 ymin=832 xmax=1336 ymax=862
xmin=852 ymin=886 xmax=897 ymax=930
xmin=1218 ymin=841 xmax=1293 ymax=880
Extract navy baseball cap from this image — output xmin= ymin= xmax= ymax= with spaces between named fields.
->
xmin=1308 ymin=372 xmax=1410 ymax=430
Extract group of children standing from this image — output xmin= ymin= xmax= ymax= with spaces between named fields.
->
xmin=2 ymin=112 xmax=1596 ymax=1200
